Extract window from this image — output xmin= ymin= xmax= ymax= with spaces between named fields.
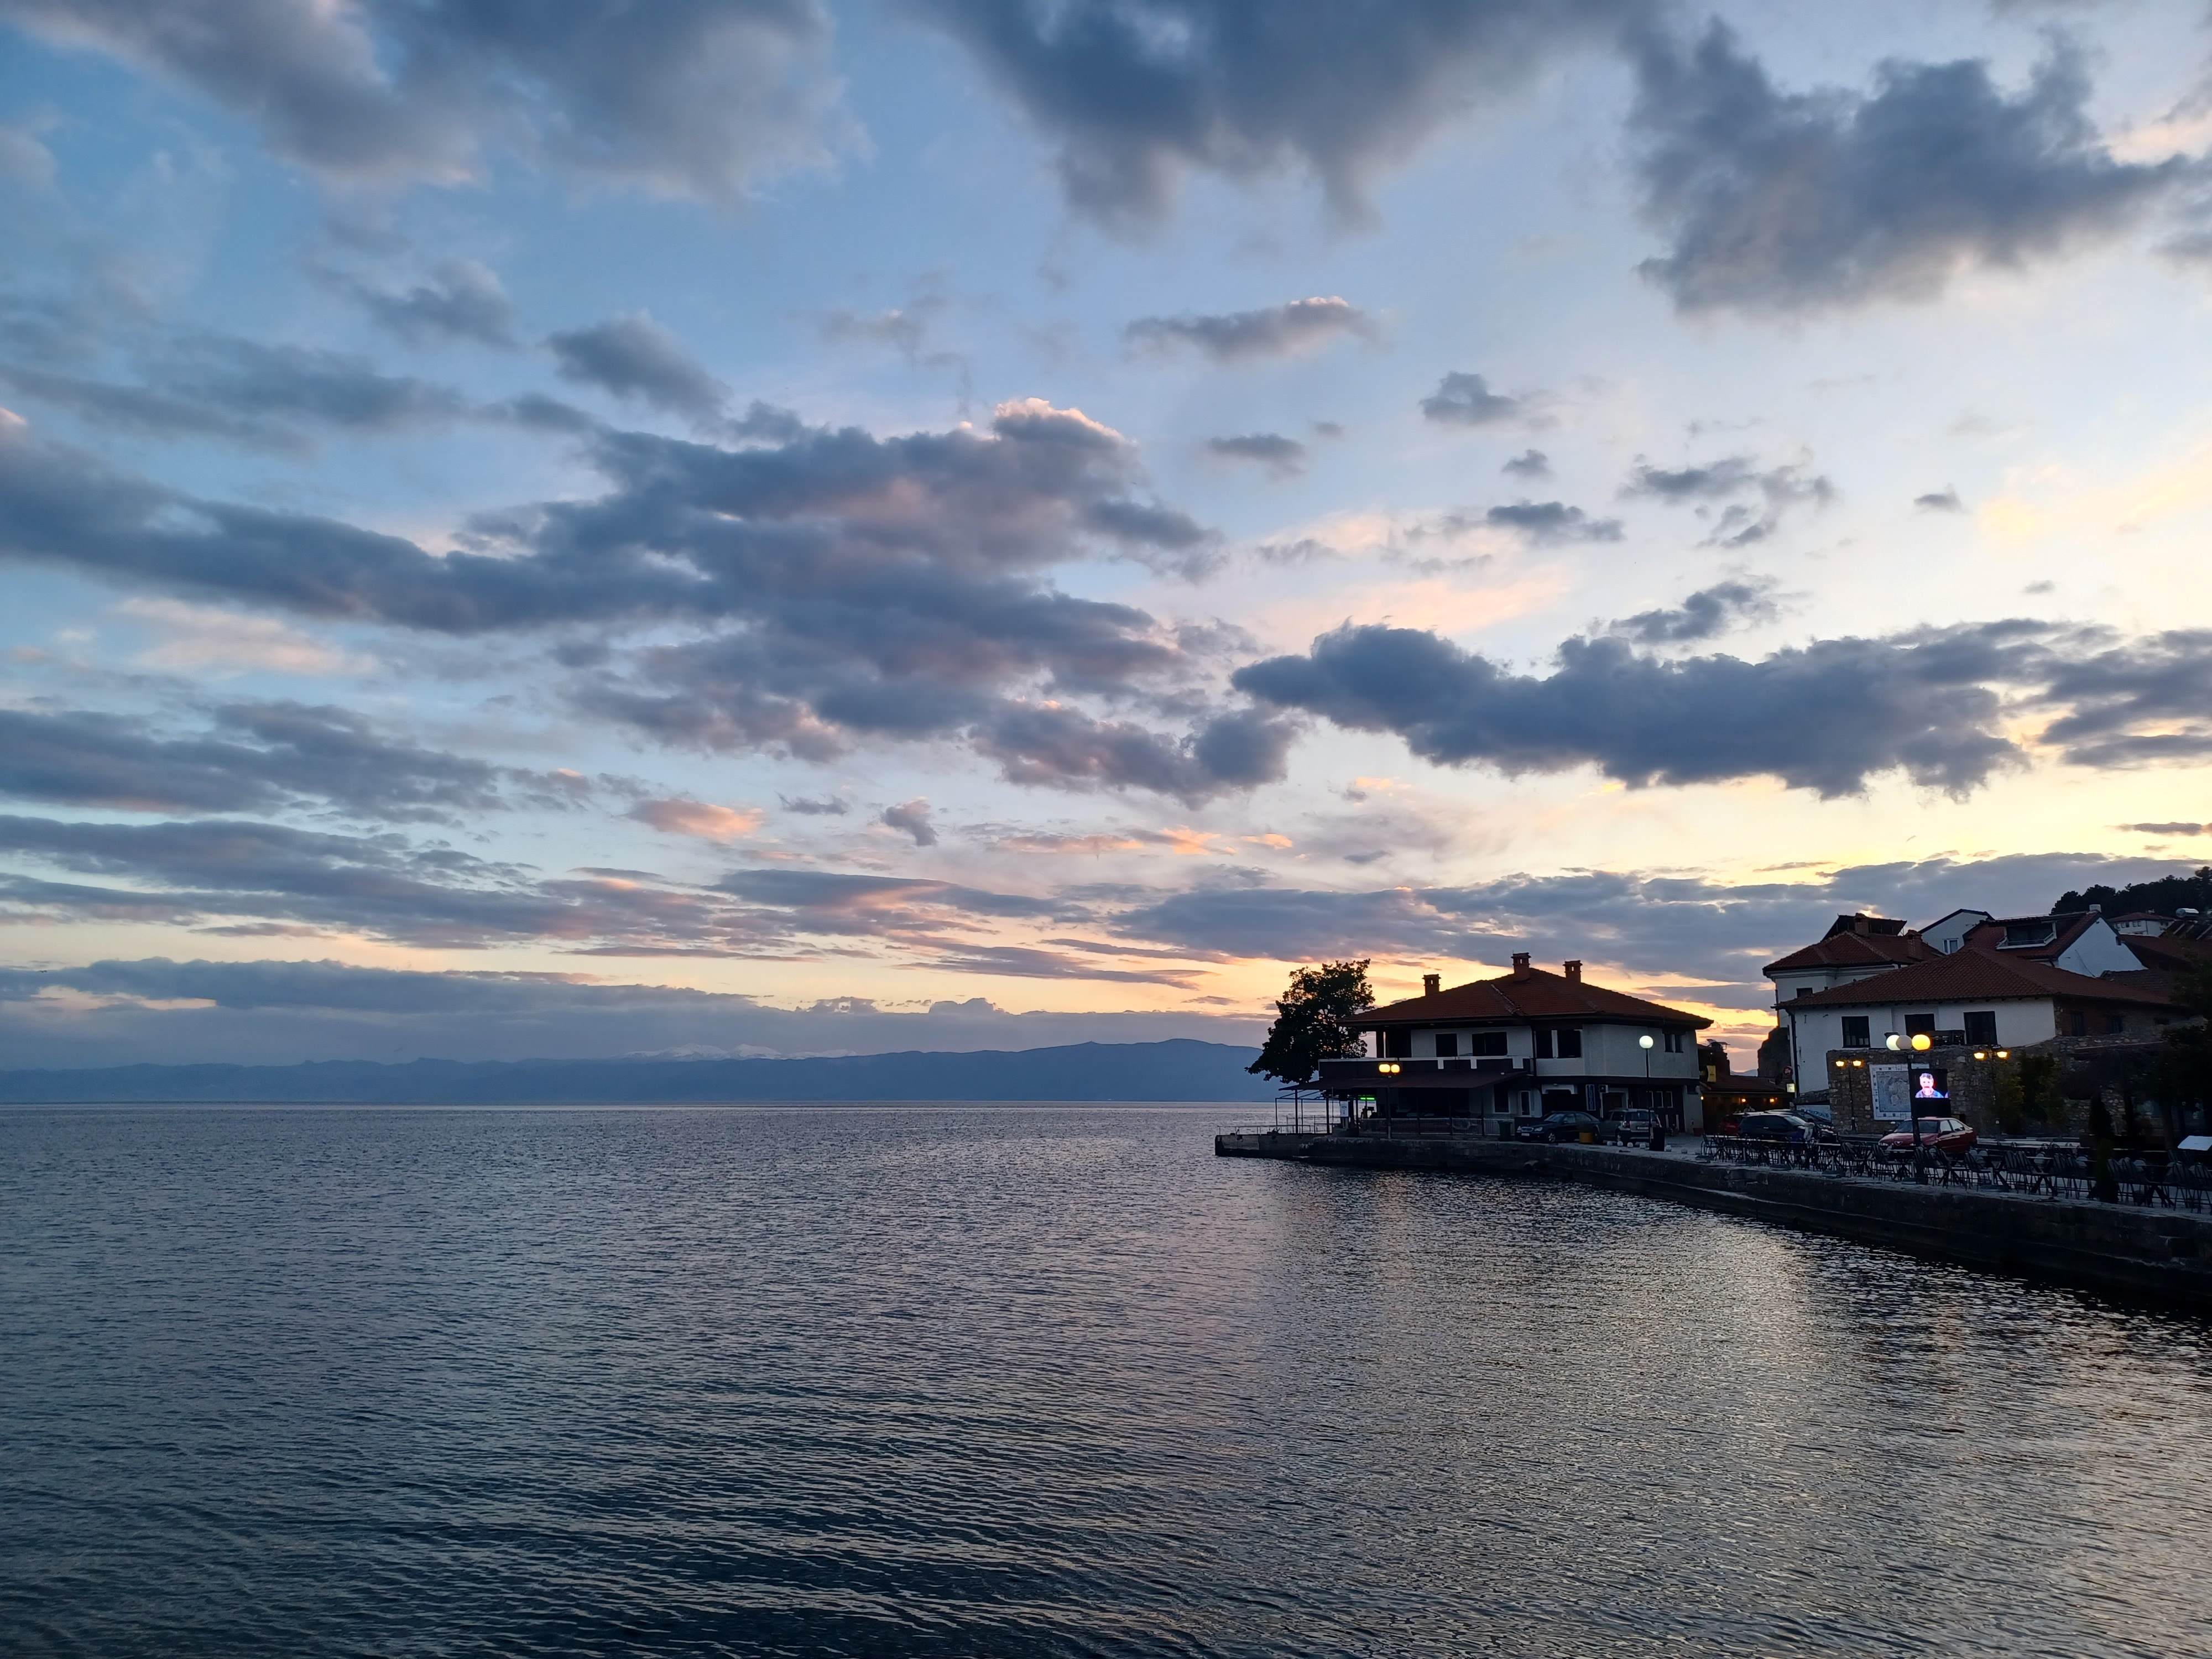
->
xmin=1841 ymin=1016 xmax=1870 ymax=1048
xmin=1434 ymin=1032 xmax=1457 ymax=1058
xmin=1469 ymin=1030 xmax=1507 ymax=1057
xmin=1663 ymin=1029 xmax=1684 ymax=1053
xmin=1905 ymin=1013 xmax=1936 ymax=1036
xmin=1384 ymin=1027 xmax=1412 ymax=1058
xmin=2070 ymin=1010 xmax=2087 ymax=1039
xmin=1962 ymin=1011 xmax=1996 ymax=1045
xmin=1557 ymin=1027 xmax=1583 ymax=1060
xmin=1533 ymin=1029 xmax=1554 ymax=1060
xmin=1518 ymin=1092 xmax=1536 ymax=1117
xmin=2106 ymin=1013 xmax=2126 ymax=1036
xmin=2002 ymin=919 xmax=2057 ymax=948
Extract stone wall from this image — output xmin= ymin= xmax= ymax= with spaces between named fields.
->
xmin=1215 ymin=1130 xmax=2212 ymax=1312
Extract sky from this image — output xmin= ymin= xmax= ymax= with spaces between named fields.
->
xmin=2 ymin=0 xmax=2210 ymax=1070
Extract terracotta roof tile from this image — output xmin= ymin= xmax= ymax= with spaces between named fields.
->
xmin=1764 ymin=931 xmax=1931 ymax=974
xmin=1360 ymin=966 xmax=1710 ymax=1029
xmin=1787 ymin=948 xmax=2182 ymax=1011
xmin=1961 ymin=910 xmax=2099 ymax=959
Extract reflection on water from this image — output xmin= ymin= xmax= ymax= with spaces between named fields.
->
xmin=2 ymin=1104 xmax=2208 ymax=1656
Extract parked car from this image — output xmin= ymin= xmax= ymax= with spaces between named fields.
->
xmin=1516 ymin=1109 xmax=1604 ymax=1144
xmin=1615 ymin=1107 xmax=1656 ymax=1144
xmin=1880 ymin=1117 xmax=1978 ymax=1155
xmin=1735 ymin=1110 xmax=1830 ymax=1146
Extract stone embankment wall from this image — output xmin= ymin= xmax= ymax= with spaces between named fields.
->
xmin=1215 ymin=1131 xmax=2212 ymax=1312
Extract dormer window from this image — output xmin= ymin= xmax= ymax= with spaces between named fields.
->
xmin=2002 ymin=919 xmax=2057 ymax=948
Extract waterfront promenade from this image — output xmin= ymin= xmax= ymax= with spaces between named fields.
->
xmin=1218 ymin=1129 xmax=2212 ymax=1312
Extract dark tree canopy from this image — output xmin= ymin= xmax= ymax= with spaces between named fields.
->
xmin=1249 ymin=959 xmax=1374 ymax=1085
xmin=2053 ymin=866 xmax=2212 ymax=916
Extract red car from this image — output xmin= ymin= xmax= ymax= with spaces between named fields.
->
xmin=1880 ymin=1116 xmax=1978 ymax=1155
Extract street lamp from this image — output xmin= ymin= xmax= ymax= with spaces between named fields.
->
xmin=1639 ymin=1032 xmax=1657 ymax=1146
xmin=1908 ymin=1030 xmax=1933 ymax=1182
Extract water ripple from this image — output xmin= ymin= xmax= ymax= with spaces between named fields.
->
xmin=2 ymin=1104 xmax=2208 ymax=1656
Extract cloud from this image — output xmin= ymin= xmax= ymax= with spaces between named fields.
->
xmin=1629 ymin=23 xmax=2187 ymax=314
xmin=779 ymin=794 xmax=849 ymax=816
xmin=0 ymin=333 xmax=469 ymax=448
xmin=1204 ymin=432 xmax=1307 ymax=477
xmin=1460 ymin=500 xmax=1623 ymax=545
xmin=1420 ymin=371 xmax=1526 ymax=427
xmin=907 ymin=0 xmax=1642 ymax=227
xmin=1109 ymin=850 xmax=2194 ymax=986
xmin=0 ymin=702 xmax=583 ymax=823
xmin=974 ymin=703 xmax=1297 ymax=805
xmin=0 ymin=397 xmax=1275 ymax=800
xmin=2122 ymin=822 xmax=2210 ymax=836
xmin=1610 ymin=579 xmax=1780 ymax=644
xmin=880 ymin=798 xmax=938 ymax=846
xmin=349 ymin=259 xmax=516 ymax=348
xmin=122 ymin=596 xmax=377 ymax=677
xmin=1623 ymin=453 xmax=1833 ymax=545
xmin=0 ymin=0 xmax=857 ymax=200
xmin=629 ymin=798 xmax=766 ymax=840
xmin=545 ymin=313 xmax=728 ymax=421
xmin=1123 ymin=296 xmax=1368 ymax=363
xmin=2033 ymin=629 xmax=2212 ymax=766
xmin=0 ymin=954 xmax=1260 ymax=1066
xmin=1914 ymin=487 xmax=1965 ymax=512
xmin=1503 ymin=448 xmax=1551 ymax=478
xmin=1233 ymin=618 xmax=2182 ymax=798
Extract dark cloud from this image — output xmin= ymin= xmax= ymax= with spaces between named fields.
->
xmin=1237 ymin=618 xmax=2212 ymax=795
xmin=880 ymin=798 xmax=939 ymax=847
xmin=1234 ymin=620 xmax=2059 ymax=797
xmin=779 ymin=793 xmax=849 ymax=815
xmin=2123 ymin=822 xmax=2210 ymax=836
xmin=1420 ymin=371 xmax=1527 ymax=427
xmin=1630 ymin=24 xmax=2185 ymax=314
xmin=0 ymin=954 xmax=1258 ymax=1066
xmin=1610 ymin=580 xmax=1780 ymax=644
xmin=1914 ymin=487 xmax=1965 ymax=512
xmin=1109 ymin=850 xmax=2191 ymax=986
xmin=0 ymin=810 xmax=1099 ymax=958
xmin=1310 ymin=420 xmax=1345 ymax=440
xmin=1503 ymin=448 xmax=1551 ymax=478
xmin=0 ymin=398 xmax=1261 ymax=797
xmin=1463 ymin=500 xmax=1623 ymax=545
xmin=349 ymin=259 xmax=517 ymax=347
xmin=0 ymin=335 xmax=469 ymax=448
xmin=0 ymin=702 xmax=583 ymax=822
xmin=545 ymin=314 xmax=728 ymax=421
xmin=2033 ymin=630 xmax=2212 ymax=766
xmin=0 ymin=0 xmax=854 ymax=199
xmin=1123 ymin=296 xmax=1368 ymax=363
xmin=974 ymin=703 xmax=1296 ymax=805
xmin=1204 ymin=432 xmax=1307 ymax=477
xmin=1623 ymin=453 xmax=1833 ymax=545
xmin=0 ymin=363 xmax=290 ymax=449
xmin=908 ymin=0 xmax=1642 ymax=227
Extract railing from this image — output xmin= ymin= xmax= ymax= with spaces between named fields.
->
xmin=1699 ymin=1134 xmax=2212 ymax=1211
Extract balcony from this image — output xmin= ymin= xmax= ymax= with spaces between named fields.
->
xmin=1313 ymin=1056 xmax=1529 ymax=1093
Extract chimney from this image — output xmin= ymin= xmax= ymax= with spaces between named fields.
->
xmin=1564 ymin=959 xmax=1583 ymax=984
xmin=1511 ymin=951 xmax=1531 ymax=977
xmin=1421 ymin=972 xmax=1441 ymax=997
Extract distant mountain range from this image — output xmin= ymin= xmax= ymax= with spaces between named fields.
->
xmin=0 ymin=1039 xmax=1276 ymax=1104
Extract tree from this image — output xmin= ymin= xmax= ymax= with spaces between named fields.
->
xmin=2052 ymin=866 xmax=2212 ymax=917
xmin=2154 ymin=958 xmax=2212 ymax=1139
xmin=1249 ymin=960 xmax=1374 ymax=1086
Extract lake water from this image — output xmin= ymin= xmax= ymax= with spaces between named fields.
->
xmin=3 ymin=1104 xmax=2209 ymax=1657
